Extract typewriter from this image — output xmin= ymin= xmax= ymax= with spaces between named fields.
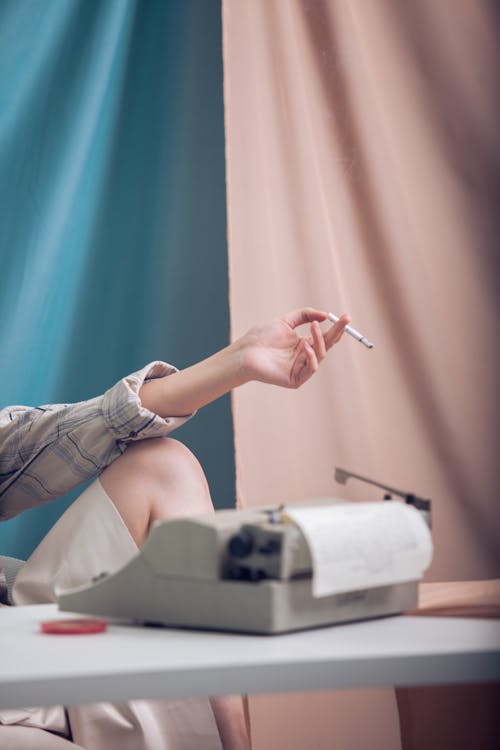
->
xmin=58 ymin=470 xmax=432 ymax=634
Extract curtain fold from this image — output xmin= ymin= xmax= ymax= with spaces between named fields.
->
xmin=0 ymin=0 xmax=233 ymax=560
xmin=223 ymin=1 xmax=500 ymax=748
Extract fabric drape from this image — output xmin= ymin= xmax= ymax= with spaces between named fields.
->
xmin=0 ymin=0 xmax=233 ymax=560
xmin=223 ymin=1 xmax=500 ymax=748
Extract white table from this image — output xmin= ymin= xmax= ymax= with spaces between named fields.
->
xmin=1 ymin=604 xmax=499 ymax=709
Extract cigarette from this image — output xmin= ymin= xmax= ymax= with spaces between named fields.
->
xmin=327 ymin=312 xmax=374 ymax=349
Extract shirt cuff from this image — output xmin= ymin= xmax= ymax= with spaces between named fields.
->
xmin=101 ymin=361 xmax=195 ymax=443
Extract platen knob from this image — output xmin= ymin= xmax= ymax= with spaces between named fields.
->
xmin=228 ymin=531 xmax=254 ymax=558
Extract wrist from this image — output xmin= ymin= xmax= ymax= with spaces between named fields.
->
xmin=230 ymin=332 xmax=260 ymax=384
xmin=223 ymin=335 xmax=254 ymax=387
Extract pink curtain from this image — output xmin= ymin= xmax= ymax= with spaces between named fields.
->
xmin=223 ymin=1 xmax=500 ymax=748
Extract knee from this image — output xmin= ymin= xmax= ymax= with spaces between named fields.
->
xmin=124 ymin=437 xmax=203 ymax=481
xmin=122 ymin=437 xmax=214 ymax=516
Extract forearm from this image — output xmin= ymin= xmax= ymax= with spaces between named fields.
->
xmin=138 ymin=307 xmax=348 ymax=418
xmin=139 ymin=339 xmax=249 ymax=418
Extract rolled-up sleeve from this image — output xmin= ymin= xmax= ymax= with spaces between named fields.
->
xmin=101 ymin=361 xmax=193 ymax=441
xmin=0 ymin=362 xmax=194 ymax=521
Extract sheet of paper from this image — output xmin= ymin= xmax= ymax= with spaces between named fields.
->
xmin=284 ymin=501 xmax=433 ymax=597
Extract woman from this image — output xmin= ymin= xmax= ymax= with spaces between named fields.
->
xmin=0 ymin=307 xmax=349 ymax=750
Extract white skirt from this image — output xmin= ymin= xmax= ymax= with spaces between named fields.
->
xmin=1 ymin=479 xmax=222 ymax=750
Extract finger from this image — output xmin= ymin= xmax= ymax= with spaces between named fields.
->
xmin=310 ymin=320 xmax=326 ymax=362
xmin=303 ymin=340 xmax=319 ymax=377
xmin=324 ymin=313 xmax=350 ymax=350
xmin=283 ymin=307 xmax=328 ymax=330
xmin=291 ymin=339 xmax=318 ymax=387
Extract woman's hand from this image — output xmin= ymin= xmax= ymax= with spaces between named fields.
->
xmin=140 ymin=307 xmax=350 ymax=417
xmin=240 ymin=307 xmax=350 ymax=389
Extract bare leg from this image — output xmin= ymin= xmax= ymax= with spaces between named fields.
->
xmin=99 ymin=438 xmax=250 ymax=750
xmin=99 ymin=437 xmax=214 ymax=546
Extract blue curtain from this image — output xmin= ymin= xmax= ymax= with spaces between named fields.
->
xmin=0 ymin=0 xmax=234 ymax=560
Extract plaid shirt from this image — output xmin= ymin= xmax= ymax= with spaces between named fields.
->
xmin=0 ymin=361 xmax=193 ymax=522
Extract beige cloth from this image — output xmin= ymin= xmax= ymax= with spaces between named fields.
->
xmin=0 ymin=725 xmax=86 ymax=750
xmin=223 ymin=1 xmax=500 ymax=748
xmin=1 ymin=479 xmax=222 ymax=750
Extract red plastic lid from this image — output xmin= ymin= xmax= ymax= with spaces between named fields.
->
xmin=40 ymin=618 xmax=108 ymax=635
